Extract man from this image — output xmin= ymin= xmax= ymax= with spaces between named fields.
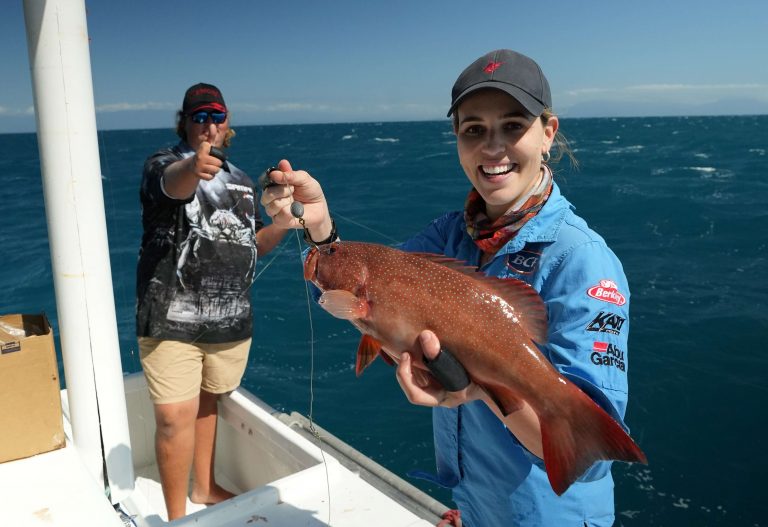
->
xmin=136 ymin=83 xmax=287 ymax=520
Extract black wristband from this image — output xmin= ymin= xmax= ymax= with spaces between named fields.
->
xmin=423 ymin=348 xmax=470 ymax=392
xmin=304 ymin=218 xmax=339 ymax=246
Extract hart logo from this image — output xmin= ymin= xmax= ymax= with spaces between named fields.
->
xmin=483 ymin=61 xmax=503 ymax=74
xmin=591 ymin=341 xmax=625 ymax=371
xmin=506 ymin=245 xmax=542 ymax=275
xmin=585 ymin=311 xmax=626 ymax=335
xmin=587 ymin=279 xmax=626 ymax=306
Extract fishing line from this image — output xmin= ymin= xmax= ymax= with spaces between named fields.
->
xmin=187 ymin=230 xmax=290 ymax=345
xmin=250 ymin=237 xmax=289 ymax=282
xmin=294 ymin=228 xmax=333 ymax=526
xmin=331 ymin=210 xmax=401 ymax=244
xmin=97 ymin=128 xmax=142 ymax=372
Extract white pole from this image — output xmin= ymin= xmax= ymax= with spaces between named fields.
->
xmin=22 ymin=0 xmax=134 ymax=502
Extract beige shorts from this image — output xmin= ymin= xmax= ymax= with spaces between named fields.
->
xmin=138 ymin=337 xmax=251 ymax=404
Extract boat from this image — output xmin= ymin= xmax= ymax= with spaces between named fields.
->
xmin=1 ymin=1 xmax=451 ymax=525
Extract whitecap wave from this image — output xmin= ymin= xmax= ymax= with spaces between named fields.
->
xmin=605 ymin=145 xmax=645 ymax=154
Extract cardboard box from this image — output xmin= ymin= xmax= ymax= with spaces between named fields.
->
xmin=0 ymin=313 xmax=65 ymax=463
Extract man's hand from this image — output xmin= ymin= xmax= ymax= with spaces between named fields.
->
xmin=192 ymin=130 xmax=223 ymax=181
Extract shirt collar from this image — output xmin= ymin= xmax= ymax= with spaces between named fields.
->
xmin=488 ymin=182 xmax=571 ymax=256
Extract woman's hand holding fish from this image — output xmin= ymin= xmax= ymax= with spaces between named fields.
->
xmin=396 ymin=330 xmax=483 ymax=408
xmin=260 ymin=159 xmax=335 ymax=242
xmin=397 ymin=330 xmax=545 ymax=459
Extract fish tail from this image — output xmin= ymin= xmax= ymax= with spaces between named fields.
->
xmin=540 ymin=386 xmax=647 ymax=496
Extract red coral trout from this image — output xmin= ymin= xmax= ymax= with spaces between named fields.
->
xmin=304 ymin=241 xmax=647 ymax=495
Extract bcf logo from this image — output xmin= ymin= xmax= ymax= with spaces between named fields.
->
xmin=506 ymin=247 xmax=541 ymax=274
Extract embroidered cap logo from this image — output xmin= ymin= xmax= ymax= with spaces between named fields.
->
xmin=483 ymin=61 xmax=503 ymax=74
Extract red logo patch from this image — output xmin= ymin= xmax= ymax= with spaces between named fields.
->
xmin=593 ymin=341 xmax=609 ymax=353
xmin=483 ymin=61 xmax=503 ymax=74
xmin=587 ymin=280 xmax=626 ymax=306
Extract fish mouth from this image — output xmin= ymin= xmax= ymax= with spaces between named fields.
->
xmin=304 ymin=247 xmax=319 ymax=282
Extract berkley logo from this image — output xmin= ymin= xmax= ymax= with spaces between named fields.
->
xmin=587 ymin=279 xmax=626 ymax=306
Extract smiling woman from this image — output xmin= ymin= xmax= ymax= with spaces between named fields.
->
xmin=454 ymin=90 xmax=556 ymax=221
xmin=260 ymin=48 xmax=645 ymax=527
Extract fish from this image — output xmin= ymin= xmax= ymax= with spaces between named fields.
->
xmin=303 ymin=241 xmax=647 ymax=495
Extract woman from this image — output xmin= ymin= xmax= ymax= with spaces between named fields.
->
xmin=262 ymin=50 xmax=634 ymax=526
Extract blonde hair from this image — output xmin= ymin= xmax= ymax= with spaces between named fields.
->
xmin=541 ymin=109 xmax=577 ymax=169
xmin=175 ymin=110 xmax=236 ymax=148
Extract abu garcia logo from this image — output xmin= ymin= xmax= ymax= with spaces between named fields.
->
xmin=591 ymin=341 xmax=625 ymax=371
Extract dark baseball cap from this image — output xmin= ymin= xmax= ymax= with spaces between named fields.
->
xmin=447 ymin=49 xmax=551 ymax=118
xmin=182 ymin=83 xmax=227 ymax=114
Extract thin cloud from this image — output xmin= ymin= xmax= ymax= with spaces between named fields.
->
xmin=234 ymin=101 xmax=441 ymax=118
xmin=234 ymin=102 xmax=331 ymax=113
xmin=0 ymin=105 xmax=36 ymax=116
xmin=564 ymin=83 xmax=768 ymax=102
xmin=96 ymin=101 xmax=175 ymax=113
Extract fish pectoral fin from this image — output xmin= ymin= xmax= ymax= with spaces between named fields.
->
xmin=319 ymin=290 xmax=369 ymax=320
xmin=481 ymin=383 xmax=525 ymax=417
xmin=356 ymin=335 xmax=384 ymax=376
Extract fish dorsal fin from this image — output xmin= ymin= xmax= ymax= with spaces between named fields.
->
xmin=480 ymin=276 xmax=548 ymax=345
xmin=413 ymin=252 xmax=548 ymax=344
xmin=411 ymin=253 xmax=481 ymax=277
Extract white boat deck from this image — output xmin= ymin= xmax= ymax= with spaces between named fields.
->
xmin=0 ymin=373 xmax=446 ymax=527
xmin=0 ymin=443 xmax=125 ymax=527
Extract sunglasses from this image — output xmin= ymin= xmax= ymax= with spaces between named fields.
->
xmin=189 ymin=111 xmax=227 ymax=124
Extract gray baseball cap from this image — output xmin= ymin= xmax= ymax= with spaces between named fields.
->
xmin=447 ymin=49 xmax=551 ymax=117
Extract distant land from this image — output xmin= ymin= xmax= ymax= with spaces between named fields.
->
xmin=559 ymin=97 xmax=768 ymax=119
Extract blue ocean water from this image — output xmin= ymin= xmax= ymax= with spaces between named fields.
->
xmin=2 ymin=115 xmax=766 ymax=526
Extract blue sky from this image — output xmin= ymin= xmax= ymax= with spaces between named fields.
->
xmin=2 ymin=0 xmax=767 ymax=133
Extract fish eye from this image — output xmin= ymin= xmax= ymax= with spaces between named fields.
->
xmin=318 ymin=243 xmax=338 ymax=255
